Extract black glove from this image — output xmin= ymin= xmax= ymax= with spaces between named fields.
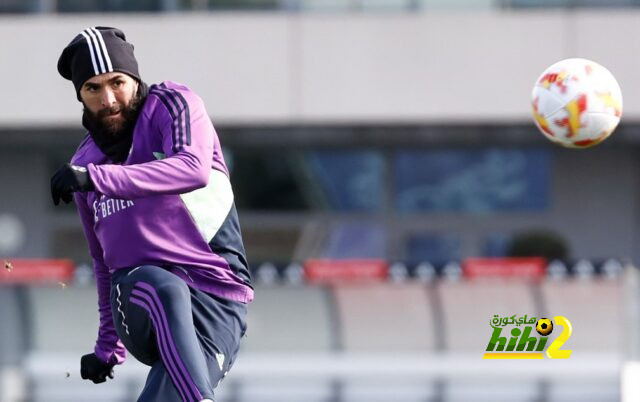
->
xmin=80 ymin=353 xmax=115 ymax=384
xmin=50 ymin=163 xmax=94 ymax=205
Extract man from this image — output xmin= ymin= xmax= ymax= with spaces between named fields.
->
xmin=51 ymin=27 xmax=253 ymax=402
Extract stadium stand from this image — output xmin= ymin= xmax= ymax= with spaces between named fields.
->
xmin=541 ymin=279 xmax=623 ymax=401
xmin=230 ymin=284 xmax=337 ymax=401
xmin=14 ymin=271 xmax=625 ymax=402
xmin=438 ymin=279 xmax=539 ymax=351
xmin=243 ymin=285 xmax=336 ymax=352
xmin=332 ymin=282 xmax=436 ymax=351
xmin=438 ymin=279 xmax=540 ymax=401
xmin=540 ymin=278 xmax=623 ymax=352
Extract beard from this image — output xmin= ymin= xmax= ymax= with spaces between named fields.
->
xmin=83 ymin=87 xmax=144 ymax=138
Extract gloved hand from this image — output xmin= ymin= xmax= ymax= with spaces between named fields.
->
xmin=80 ymin=353 xmax=115 ymax=384
xmin=50 ymin=163 xmax=94 ymax=205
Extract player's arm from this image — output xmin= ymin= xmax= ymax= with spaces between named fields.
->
xmin=86 ymin=91 xmax=215 ymax=199
xmin=74 ymin=193 xmax=127 ymax=374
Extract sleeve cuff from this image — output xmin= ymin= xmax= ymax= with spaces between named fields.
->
xmin=94 ymin=341 xmax=127 ymax=365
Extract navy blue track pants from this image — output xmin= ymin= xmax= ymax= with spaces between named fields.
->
xmin=110 ymin=265 xmax=247 ymax=402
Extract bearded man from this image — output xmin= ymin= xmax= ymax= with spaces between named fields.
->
xmin=51 ymin=26 xmax=253 ymax=402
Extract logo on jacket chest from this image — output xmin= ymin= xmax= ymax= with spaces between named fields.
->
xmin=93 ymin=195 xmax=135 ymax=222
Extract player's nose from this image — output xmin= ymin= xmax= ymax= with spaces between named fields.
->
xmin=100 ymin=88 xmax=117 ymax=107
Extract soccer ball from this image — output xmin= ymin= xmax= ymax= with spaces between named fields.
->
xmin=536 ymin=318 xmax=554 ymax=336
xmin=531 ymin=58 xmax=622 ymax=148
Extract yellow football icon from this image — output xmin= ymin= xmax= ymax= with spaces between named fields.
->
xmin=536 ymin=318 xmax=554 ymax=336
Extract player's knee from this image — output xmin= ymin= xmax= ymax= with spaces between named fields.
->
xmin=155 ymin=279 xmax=190 ymax=301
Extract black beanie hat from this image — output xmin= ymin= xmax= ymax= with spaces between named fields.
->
xmin=57 ymin=27 xmax=141 ymax=100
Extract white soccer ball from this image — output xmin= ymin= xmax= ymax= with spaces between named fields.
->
xmin=531 ymin=58 xmax=622 ymax=148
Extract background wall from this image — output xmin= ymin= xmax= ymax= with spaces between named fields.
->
xmin=0 ymin=11 xmax=639 ymax=125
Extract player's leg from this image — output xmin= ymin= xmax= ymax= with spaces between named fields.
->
xmin=111 ymin=268 xmax=158 ymax=365
xmin=111 ymin=265 xmax=215 ymax=402
xmin=137 ymin=360 xmax=217 ymax=402
xmin=189 ymin=286 xmax=248 ymax=389
xmin=137 ymin=360 xmax=182 ymax=402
